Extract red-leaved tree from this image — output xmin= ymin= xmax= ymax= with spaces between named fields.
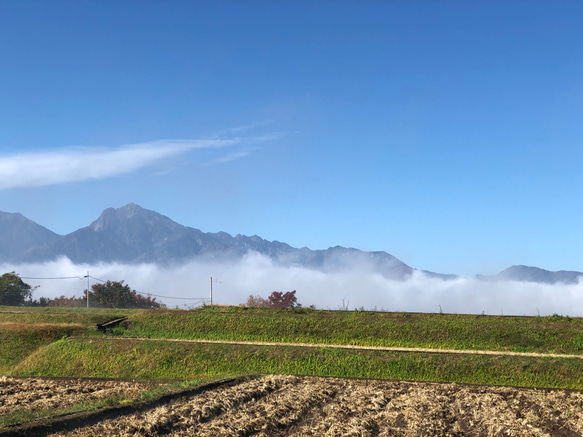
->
xmin=246 ymin=291 xmax=300 ymax=309
xmin=267 ymin=290 xmax=299 ymax=309
xmin=49 ymin=295 xmax=85 ymax=307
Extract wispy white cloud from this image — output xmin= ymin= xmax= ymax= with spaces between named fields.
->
xmin=201 ymin=150 xmax=252 ymax=167
xmin=0 ymin=133 xmax=283 ymax=190
xmin=198 ymin=132 xmax=288 ymax=167
xmin=247 ymin=132 xmax=287 ymax=143
xmin=219 ymin=120 xmax=275 ymax=135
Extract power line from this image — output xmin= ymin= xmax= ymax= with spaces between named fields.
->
xmin=144 ymin=293 xmax=209 ymax=301
xmin=20 ymin=276 xmax=84 ymax=280
xmin=84 ymin=277 xmax=201 ymax=300
xmin=15 ymin=274 xmax=207 ymax=302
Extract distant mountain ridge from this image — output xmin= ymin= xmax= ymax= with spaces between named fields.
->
xmin=0 ymin=203 xmax=581 ymax=284
xmin=0 ymin=212 xmax=59 ymax=262
xmin=477 ymin=265 xmax=583 ymax=285
xmin=0 ymin=203 xmax=420 ymax=280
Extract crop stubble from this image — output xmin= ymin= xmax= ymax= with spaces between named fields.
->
xmin=42 ymin=375 xmax=583 ymax=437
xmin=0 ymin=377 xmax=156 ymax=418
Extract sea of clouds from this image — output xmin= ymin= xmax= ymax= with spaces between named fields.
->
xmin=3 ymin=252 xmax=583 ymax=316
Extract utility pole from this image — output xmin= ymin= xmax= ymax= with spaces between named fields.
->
xmin=86 ymin=271 xmax=90 ymax=309
xmin=210 ymin=276 xmax=213 ymax=306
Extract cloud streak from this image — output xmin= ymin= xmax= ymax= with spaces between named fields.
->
xmin=0 ymin=139 xmax=235 ymax=190
xmin=0 ymin=133 xmax=283 ymax=190
xmin=201 ymin=150 xmax=252 ymax=167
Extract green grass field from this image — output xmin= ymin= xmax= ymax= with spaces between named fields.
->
xmin=12 ymin=337 xmax=583 ymax=389
xmin=124 ymin=306 xmax=583 ymax=354
xmin=0 ymin=306 xmax=132 ymax=326
xmin=2 ymin=306 xmax=583 ymax=389
xmin=0 ymin=322 xmax=87 ymax=374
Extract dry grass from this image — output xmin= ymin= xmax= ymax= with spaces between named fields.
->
xmin=43 ymin=375 xmax=583 ymax=436
xmin=0 ymin=376 xmax=155 ymax=418
xmin=0 ymin=322 xmax=84 ymax=331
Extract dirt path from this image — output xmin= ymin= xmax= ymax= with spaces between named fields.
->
xmin=112 ymin=337 xmax=583 ymax=359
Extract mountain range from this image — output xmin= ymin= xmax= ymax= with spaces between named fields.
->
xmin=0 ymin=203 xmax=581 ymax=284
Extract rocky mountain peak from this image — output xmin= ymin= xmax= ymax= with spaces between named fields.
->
xmin=89 ymin=203 xmax=180 ymax=234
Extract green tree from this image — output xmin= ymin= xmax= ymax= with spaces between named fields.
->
xmin=0 ymin=272 xmax=35 ymax=306
xmin=86 ymin=280 xmax=161 ymax=309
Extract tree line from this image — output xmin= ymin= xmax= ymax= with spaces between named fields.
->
xmin=0 ymin=272 xmax=304 ymax=310
xmin=246 ymin=290 xmax=302 ymax=309
xmin=0 ymin=272 xmax=162 ymax=309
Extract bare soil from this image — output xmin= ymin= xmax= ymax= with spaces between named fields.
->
xmin=36 ymin=375 xmax=583 ymax=437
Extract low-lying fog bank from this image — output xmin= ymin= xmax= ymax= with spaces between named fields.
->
xmin=3 ymin=252 xmax=582 ymax=317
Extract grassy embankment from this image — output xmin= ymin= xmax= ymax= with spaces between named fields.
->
xmin=3 ymin=306 xmax=583 ymax=388
xmin=0 ymin=307 xmax=129 ymax=374
xmin=125 ymin=307 xmax=583 ymax=354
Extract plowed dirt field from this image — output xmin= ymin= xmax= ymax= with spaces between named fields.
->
xmin=0 ymin=376 xmax=156 ymax=418
xmin=32 ymin=375 xmax=583 ymax=437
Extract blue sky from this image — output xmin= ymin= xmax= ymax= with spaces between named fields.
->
xmin=1 ymin=1 xmax=582 ymax=276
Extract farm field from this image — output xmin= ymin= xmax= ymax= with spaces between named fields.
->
xmin=19 ymin=375 xmax=580 ymax=437
xmin=3 ymin=307 xmax=583 ymax=388
xmin=0 ymin=377 xmax=157 ymax=418
xmin=0 ymin=376 xmax=166 ymax=431
xmin=13 ymin=337 xmax=583 ymax=389
xmin=6 ymin=306 xmax=583 ymax=355
xmin=125 ymin=307 xmax=583 ymax=355
xmin=2 ymin=307 xmax=583 ymax=434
